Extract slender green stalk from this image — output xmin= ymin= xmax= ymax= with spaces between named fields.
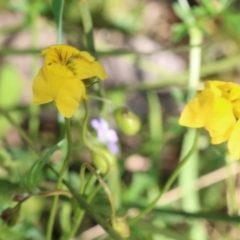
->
xmin=225 ymin=157 xmax=238 ymax=215
xmin=67 ymin=101 xmax=116 ymax=239
xmin=128 ymin=129 xmax=199 ymax=225
xmin=79 ymin=0 xmax=95 ymax=55
xmin=68 ymin=163 xmax=116 ymax=239
xmin=65 ymin=183 xmax=124 ymax=240
xmin=81 ymin=100 xmax=98 ymax=152
xmin=177 ymin=0 xmax=207 ymax=238
xmin=81 ymin=100 xmax=110 ymax=166
xmin=84 ymin=164 xmax=116 ymax=219
xmin=29 ymin=0 xmax=40 ymax=143
xmin=79 ymin=0 xmax=106 ymax=109
xmin=52 ymin=0 xmax=64 ymax=44
xmin=46 ymin=118 xmax=72 ymax=240
xmin=47 ymin=164 xmax=123 ymax=240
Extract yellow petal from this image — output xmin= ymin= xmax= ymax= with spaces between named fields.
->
xmin=41 ymin=63 xmax=74 ymax=98
xmin=219 ymin=82 xmax=240 ymax=101
xmin=92 ymin=61 xmax=108 ymax=80
xmin=204 ymin=81 xmax=223 ymax=97
xmin=228 ymin=119 xmax=240 ymax=160
xmin=179 ymin=89 xmax=213 ymax=128
xmin=55 ymin=78 xmax=87 ymax=118
xmin=233 ymin=99 xmax=240 ymax=118
xmin=207 ymin=124 xmax=234 ymax=144
xmin=78 ymin=51 xmax=95 ymax=62
xmin=205 ymin=80 xmax=240 ymax=102
xmin=32 ymin=68 xmax=53 ymax=104
xmin=204 ymin=96 xmax=235 ymax=143
xmin=42 ymin=45 xmax=83 ymax=65
xmin=68 ymin=58 xmax=107 ymax=80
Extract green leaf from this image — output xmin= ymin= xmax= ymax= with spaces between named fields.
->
xmin=134 ymin=220 xmax=190 ymax=240
xmin=172 ymin=3 xmax=191 ymax=22
xmin=123 ymin=173 xmax=154 ymax=202
xmin=0 ymin=179 xmax=19 ymax=197
xmin=23 ymin=140 xmax=64 ymax=192
xmin=200 ymin=0 xmax=217 ymax=15
xmin=172 ymin=23 xmax=188 ymax=43
xmin=52 ymin=0 xmax=64 ymax=24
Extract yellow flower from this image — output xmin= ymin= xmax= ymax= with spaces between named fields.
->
xmin=32 ymin=44 xmax=107 ymax=118
xmin=179 ymin=80 xmax=240 ymax=160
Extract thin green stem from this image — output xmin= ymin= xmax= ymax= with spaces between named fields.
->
xmin=29 ymin=1 xmax=40 ymax=143
xmin=46 ymin=118 xmax=72 ymax=240
xmin=66 ymin=100 xmax=117 ymax=238
xmin=82 ymin=100 xmax=99 ymax=152
xmin=128 ymin=129 xmax=199 ymax=225
xmin=47 ymin=164 xmax=123 ymax=240
xmin=82 ymin=100 xmax=111 ymax=170
xmin=68 ymin=163 xmax=116 ymax=239
xmin=84 ymin=163 xmax=116 ymax=219
xmin=52 ymin=0 xmax=64 ymax=44
xmin=225 ymin=157 xmax=238 ymax=215
xmin=65 ymin=165 xmax=94 ymax=239
xmin=65 ymin=183 xmax=124 ymax=240
xmin=79 ymin=0 xmax=106 ymax=110
xmin=79 ymin=0 xmax=95 ymax=55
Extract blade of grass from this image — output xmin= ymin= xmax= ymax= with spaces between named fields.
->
xmin=177 ymin=0 xmax=207 ymax=238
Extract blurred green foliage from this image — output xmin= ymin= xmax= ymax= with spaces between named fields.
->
xmin=1 ymin=0 xmax=240 ymax=239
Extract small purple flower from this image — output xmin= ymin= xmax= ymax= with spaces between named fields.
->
xmin=91 ymin=118 xmax=119 ymax=155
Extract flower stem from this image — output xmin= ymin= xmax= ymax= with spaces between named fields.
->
xmin=80 ymin=0 xmax=106 ymax=110
xmin=79 ymin=0 xmax=95 ymax=55
xmin=46 ymin=118 xmax=72 ymax=240
xmin=68 ymin=163 xmax=116 ymax=239
xmin=65 ymin=183 xmax=124 ymax=240
xmin=82 ymin=100 xmax=110 ymax=166
xmin=128 ymin=129 xmax=199 ymax=225
xmin=66 ymin=101 xmax=116 ymax=239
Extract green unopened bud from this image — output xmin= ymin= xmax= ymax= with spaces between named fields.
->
xmin=114 ymin=107 xmax=141 ymax=135
xmin=92 ymin=148 xmax=116 ymax=175
xmin=1 ymin=205 xmax=21 ymax=227
xmin=111 ymin=217 xmax=130 ymax=238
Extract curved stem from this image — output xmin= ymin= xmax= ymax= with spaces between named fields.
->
xmin=84 ymin=163 xmax=116 ymax=219
xmin=81 ymin=100 xmax=99 ymax=153
xmin=67 ymin=163 xmax=116 ymax=239
xmin=82 ymin=100 xmax=112 ymax=170
xmin=128 ymin=129 xmax=199 ymax=225
xmin=46 ymin=118 xmax=72 ymax=240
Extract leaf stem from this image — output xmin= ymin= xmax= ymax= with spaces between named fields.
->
xmin=128 ymin=129 xmax=199 ymax=225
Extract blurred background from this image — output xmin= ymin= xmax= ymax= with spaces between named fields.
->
xmin=1 ymin=0 xmax=240 ymax=239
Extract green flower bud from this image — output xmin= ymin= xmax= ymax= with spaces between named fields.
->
xmin=1 ymin=205 xmax=21 ymax=227
xmin=114 ymin=107 xmax=141 ymax=135
xmin=92 ymin=148 xmax=116 ymax=175
xmin=111 ymin=217 xmax=130 ymax=238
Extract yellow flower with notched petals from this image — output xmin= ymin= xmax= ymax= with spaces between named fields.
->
xmin=179 ymin=80 xmax=240 ymax=160
xmin=32 ymin=44 xmax=107 ymax=118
